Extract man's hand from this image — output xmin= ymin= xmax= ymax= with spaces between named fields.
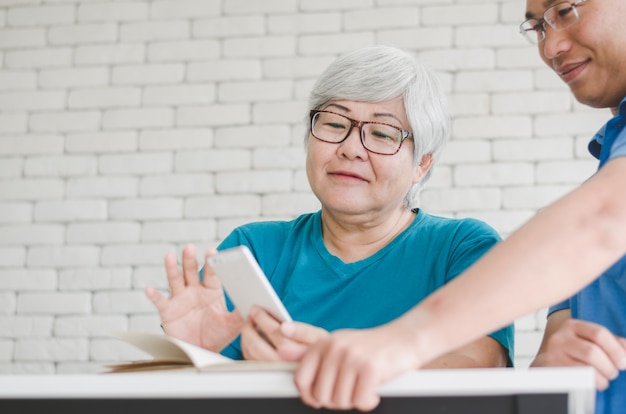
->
xmin=531 ymin=312 xmax=626 ymax=390
xmin=290 ymin=322 xmax=422 ymax=412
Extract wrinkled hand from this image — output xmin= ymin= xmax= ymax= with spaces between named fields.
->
xmin=145 ymin=244 xmax=244 ymax=353
xmin=531 ymin=318 xmax=626 ymax=390
xmin=241 ymin=306 xmax=328 ymax=361
xmin=292 ymin=323 xmax=421 ymax=412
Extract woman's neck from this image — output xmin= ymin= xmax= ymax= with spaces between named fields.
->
xmin=321 ymin=207 xmax=416 ymax=263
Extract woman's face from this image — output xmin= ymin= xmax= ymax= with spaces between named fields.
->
xmin=306 ymin=98 xmax=431 ymax=219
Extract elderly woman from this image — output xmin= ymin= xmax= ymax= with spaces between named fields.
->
xmin=145 ymin=45 xmax=513 ymax=368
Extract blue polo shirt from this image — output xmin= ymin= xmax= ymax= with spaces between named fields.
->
xmin=549 ymin=97 xmax=626 ymax=414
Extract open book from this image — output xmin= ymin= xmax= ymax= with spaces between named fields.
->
xmin=107 ymin=331 xmax=297 ymax=373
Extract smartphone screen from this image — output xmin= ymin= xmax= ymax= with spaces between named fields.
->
xmin=208 ymin=246 xmax=292 ymax=322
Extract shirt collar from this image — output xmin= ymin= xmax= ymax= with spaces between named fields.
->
xmin=588 ymin=96 xmax=626 ymax=160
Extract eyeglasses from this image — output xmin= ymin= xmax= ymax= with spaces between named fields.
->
xmin=309 ymin=110 xmax=413 ymax=156
xmin=519 ymin=0 xmax=587 ymax=44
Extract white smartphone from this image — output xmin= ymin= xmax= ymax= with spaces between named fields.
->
xmin=207 ymin=245 xmax=292 ymax=322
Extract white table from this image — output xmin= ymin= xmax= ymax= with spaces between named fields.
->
xmin=0 ymin=366 xmax=595 ymax=413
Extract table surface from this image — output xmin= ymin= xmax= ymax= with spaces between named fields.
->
xmin=0 ymin=367 xmax=594 ymax=398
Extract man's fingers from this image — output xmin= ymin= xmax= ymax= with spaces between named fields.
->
xmin=307 ymin=343 xmax=345 ymax=408
xmin=595 ymin=373 xmax=611 ymax=391
xmin=294 ymin=345 xmax=324 ymax=409
xmin=293 ymin=334 xmax=384 ymax=412
xmin=323 ymin=346 xmax=380 ymax=411
xmin=572 ymin=321 xmax=626 ymax=375
xmin=564 ymin=340 xmax=618 ymax=381
xmin=330 ymin=362 xmax=358 ymax=410
xmin=352 ymin=369 xmax=381 ymax=412
xmin=618 ymin=337 xmax=626 ymax=369
xmin=546 ymin=320 xmax=626 ymax=389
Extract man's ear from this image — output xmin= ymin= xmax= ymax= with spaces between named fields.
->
xmin=412 ymin=154 xmax=433 ymax=184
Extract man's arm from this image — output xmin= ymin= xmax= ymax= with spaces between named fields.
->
xmin=403 ymin=156 xmax=626 ymax=368
xmin=272 ymin=318 xmax=508 ymax=369
xmin=531 ymin=309 xmax=572 ymax=368
xmin=293 ymin=156 xmax=626 ymax=411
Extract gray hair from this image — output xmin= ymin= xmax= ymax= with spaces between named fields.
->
xmin=306 ymin=45 xmax=450 ymax=209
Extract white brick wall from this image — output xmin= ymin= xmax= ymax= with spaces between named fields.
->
xmin=0 ymin=0 xmax=611 ymax=374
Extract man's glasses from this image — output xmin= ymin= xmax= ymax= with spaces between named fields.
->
xmin=519 ymin=0 xmax=587 ymax=44
xmin=309 ymin=110 xmax=413 ymax=156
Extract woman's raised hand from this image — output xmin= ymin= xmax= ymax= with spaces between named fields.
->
xmin=145 ymin=244 xmax=244 ymax=353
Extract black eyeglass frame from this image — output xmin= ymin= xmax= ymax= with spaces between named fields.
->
xmin=309 ymin=109 xmax=413 ymax=156
xmin=519 ymin=0 xmax=587 ymax=44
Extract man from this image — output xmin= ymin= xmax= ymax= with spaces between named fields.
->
xmin=521 ymin=1 xmax=626 ymax=413
xmin=284 ymin=1 xmax=626 ymax=412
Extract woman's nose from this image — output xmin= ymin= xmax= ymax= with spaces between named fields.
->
xmin=338 ymin=125 xmax=368 ymax=159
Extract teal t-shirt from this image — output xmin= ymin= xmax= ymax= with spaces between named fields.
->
xmin=217 ymin=209 xmax=514 ymax=364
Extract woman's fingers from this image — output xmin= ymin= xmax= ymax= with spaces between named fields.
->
xmin=202 ymin=249 xmax=223 ymax=290
xmin=181 ymin=244 xmax=201 ymax=287
xmin=277 ymin=341 xmax=309 ymax=361
xmin=165 ymin=244 xmax=208 ymax=296
xmin=241 ymin=319 xmax=282 ymax=361
xmin=164 ymin=252 xmax=185 ymax=295
xmin=281 ymin=321 xmax=329 ymax=345
xmin=144 ymin=286 xmax=167 ymax=313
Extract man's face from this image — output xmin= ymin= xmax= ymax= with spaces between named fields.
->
xmin=524 ymin=0 xmax=626 ymax=110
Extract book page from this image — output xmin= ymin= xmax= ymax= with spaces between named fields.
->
xmin=111 ymin=331 xmax=232 ymax=367
xmin=108 ymin=331 xmax=297 ymax=373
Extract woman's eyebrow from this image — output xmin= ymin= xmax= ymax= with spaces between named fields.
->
xmin=372 ymin=112 xmax=402 ymax=124
xmin=324 ymin=103 xmax=403 ymax=125
xmin=326 ymin=103 xmax=402 ymax=125
xmin=324 ymin=103 xmax=349 ymax=112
